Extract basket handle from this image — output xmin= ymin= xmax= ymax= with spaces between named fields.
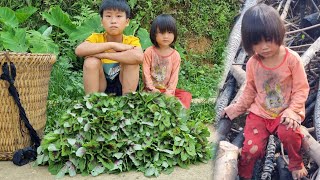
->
xmin=4 ymin=51 xmax=12 ymax=62
xmin=1 ymin=52 xmax=16 ymax=83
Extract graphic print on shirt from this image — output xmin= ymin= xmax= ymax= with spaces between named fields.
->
xmin=151 ymin=55 xmax=168 ymax=89
xmin=263 ymin=80 xmax=285 ymax=117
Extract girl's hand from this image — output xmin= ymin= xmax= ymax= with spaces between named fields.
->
xmin=220 ymin=110 xmax=229 ymax=119
xmin=220 ymin=110 xmax=226 ymax=117
xmin=280 ymin=117 xmax=300 ymax=131
xmin=152 ymin=89 xmax=161 ymax=93
xmin=110 ymin=42 xmax=134 ymax=52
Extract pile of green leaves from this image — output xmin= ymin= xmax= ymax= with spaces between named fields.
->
xmin=36 ymin=92 xmax=212 ymax=178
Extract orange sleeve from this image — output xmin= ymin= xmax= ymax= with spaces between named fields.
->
xmin=142 ymin=48 xmax=156 ymax=91
xmin=165 ymin=52 xmax=181 ymax=96
xmin=281 ymin=57 xmax=309 ymax=123
xmin=224 ymin=58 xmax=257 ymax=120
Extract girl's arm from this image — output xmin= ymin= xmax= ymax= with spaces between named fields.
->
xmin=224 ymin=59 xmax=257 ymax=120
xmin=142 ymin=48 xmax=158 ymax=91
xmin=165 ymin=53 xmax=181 ymax=96
xmin=281 ymin=57 xmax=309 ymax=123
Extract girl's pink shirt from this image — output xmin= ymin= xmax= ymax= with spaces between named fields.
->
xmin=142 ymin=46 xmax=181 ymax=95
xmin=225 ymin=48 xmax=309 ymax=123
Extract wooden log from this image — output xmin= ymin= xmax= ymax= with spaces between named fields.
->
xmin=212 ymin=118 xmax=233 ymax=144
xmin=231 ymin=82 xmax=246 ymax=104
xmin=213 ymin=141 xmax=239 ymax=180
xmin=231 ymin=131 xmax=244 ymax=148
xmin=314 ymin=74 xmax=320 ymax=141
xmin=218 ymin=0 xmax=259 ymax=90
xmin=316 ymin=169 xmax=320 ymax=180
xmin=230 ymin=65 xmax=246 ymax=86
xmin=301 ymin=37 xmax=320 ymax=67
xmin=235 ymin=48 xmax=247 ymax=64
xmin=280 ymin=0 xmax=292 ymax=20
xmin=300 ymin=126 xmax=320 ymax=166
xmin=277 ymin=0 xmax=285 ymax=12
xmin=306 ymin=93 xmax=317 ymax=107
xmin=305 ymin=100 xmax=316 ymax=119
xmin=214 ymin=78 xmax=236 ymax=122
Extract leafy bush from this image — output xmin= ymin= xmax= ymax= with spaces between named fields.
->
xmin=0 ymin=6 xmax=58 ymax=54
xmin=37 ymin=92 xmax=212 ymax=178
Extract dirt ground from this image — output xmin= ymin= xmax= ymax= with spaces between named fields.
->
xmin=0 ymin=126 xmax=215 ymax=180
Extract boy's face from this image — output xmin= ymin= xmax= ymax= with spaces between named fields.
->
xmin=102 ymin=9 xmax=129 ymax=36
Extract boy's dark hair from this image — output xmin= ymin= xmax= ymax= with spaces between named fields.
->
xmin=241 ymin=4 xmax=285 ymax=55
xmin=150 ymin=14 xmax=177 ymax=48
xmin=99 ymin=0 xmax=130 ymax=18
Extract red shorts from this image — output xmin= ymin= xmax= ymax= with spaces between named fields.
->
xmin=159 ymin=89 xmax=192 ymax=109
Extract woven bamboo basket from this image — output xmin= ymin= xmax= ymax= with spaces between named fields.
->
xmin=0 ymin=52 xmax=56 ymax=160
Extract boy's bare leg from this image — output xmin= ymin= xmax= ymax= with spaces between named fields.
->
xmin=291 ymin=166 xmax=307 ymax=180
xmin=83 ymin=57 xmax=107 ymax=94
xmin=120 ymin=64 xmax=139 ymax=94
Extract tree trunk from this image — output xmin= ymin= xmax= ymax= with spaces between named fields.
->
xmin=314 ymin=72 xmax=320 ymax=141
xmin=300 ymin=126 xmax=320 ymax=166
xmin=230 ymin=65 xmax=246 ymax=85
xmin=231 ymin=82 xmax=246 ymax=104
xmin=280 ymin=0 xmax=292 ymax=20
xmin=213 ymin=141 xmax=239 ymax=180
xmin=218 ymin=0 xmax=259 ymax=90
xmin=301 ymin=37 xmax=320 ymax=66
xmin=214 ymin=78 xmax=236 ymax=122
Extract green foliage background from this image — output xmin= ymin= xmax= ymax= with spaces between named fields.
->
xmin=0 ymin=0 xmax=239 ymax=126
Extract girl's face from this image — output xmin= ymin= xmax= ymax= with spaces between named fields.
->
xmin=156 ymin=29 xmax=175 ymax=48
xmin=252 ymin=38 xmax=280 ymax=59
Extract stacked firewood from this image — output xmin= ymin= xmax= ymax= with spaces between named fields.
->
xmin=213 ymin=0 xmax=320 ymax=179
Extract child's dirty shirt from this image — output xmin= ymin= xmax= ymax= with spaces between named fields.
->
xmin=225 ymin=48 xmax=309 ymax=123
xmin=143 ymin=46 xmax=181 ymax=95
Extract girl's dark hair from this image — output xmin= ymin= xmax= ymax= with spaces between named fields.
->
xmin=150 ymin=14 xmax=177 ymax=48
xmin=99 ymin=0 xmax=130 ymax=18
xmin=241 ymin=4 xmax=285 ymax=55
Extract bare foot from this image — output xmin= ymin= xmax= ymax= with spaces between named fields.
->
xmin=291 ymin=166 xmax=308 ymax=180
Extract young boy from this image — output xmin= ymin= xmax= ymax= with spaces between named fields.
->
xmin=75 ymin=0 xmax=143 ymax=96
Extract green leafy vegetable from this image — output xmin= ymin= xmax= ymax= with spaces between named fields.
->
xmin=37 ymin=92 xmax=212 ymax=178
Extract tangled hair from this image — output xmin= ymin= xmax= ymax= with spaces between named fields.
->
xmin=150 ymin=14 xmax=178 ymax=48
xmin=99 ymin=0 xmax=130 ymax=18
xmin=241 ymin=4 xmax=285 ymax=55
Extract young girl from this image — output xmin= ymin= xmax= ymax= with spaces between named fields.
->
xmin=222 ymin=4 xmax=309 ymax=180
xmin=143 ymin=14 xmax=192 ymax=108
